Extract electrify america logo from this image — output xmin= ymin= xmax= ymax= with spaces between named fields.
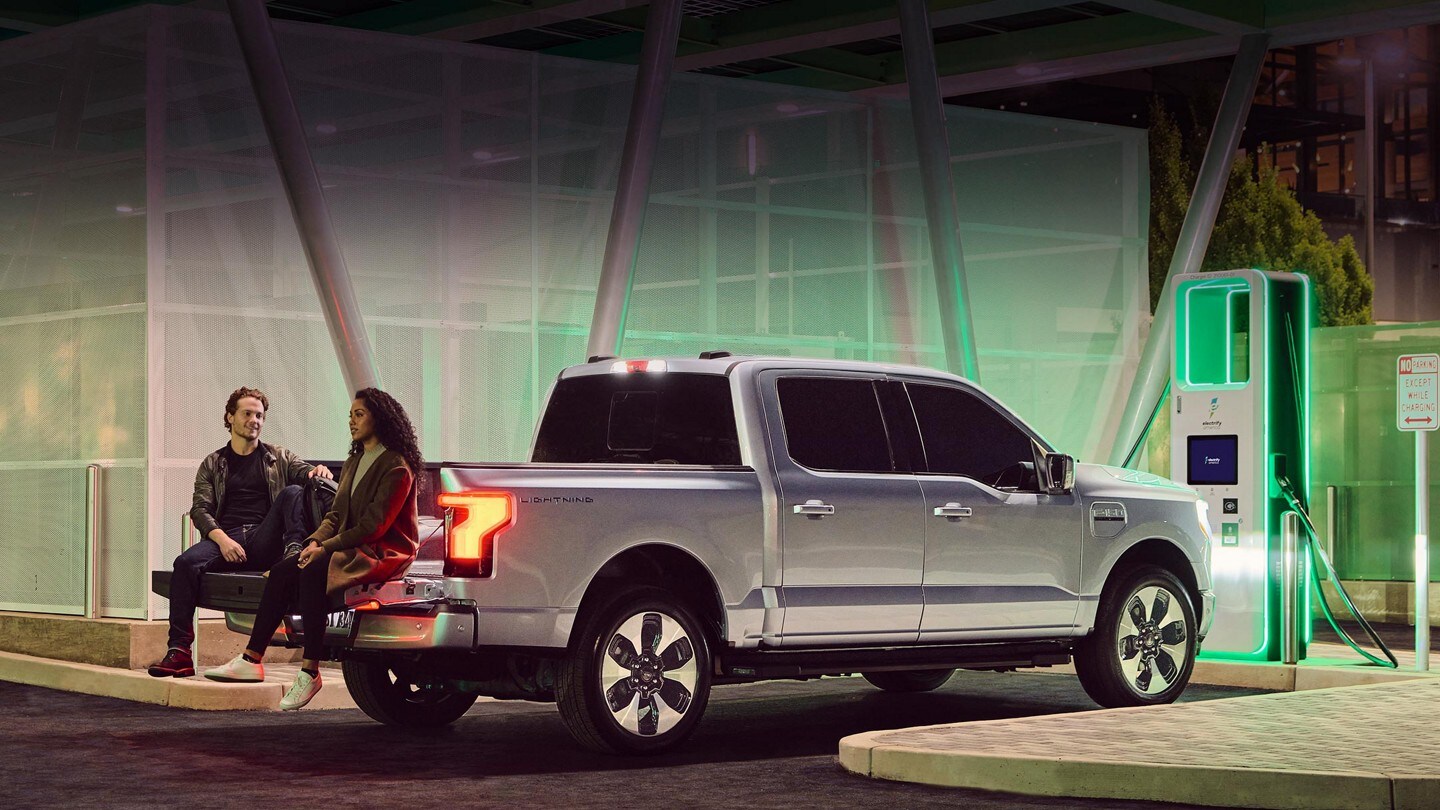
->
xmin=1202 ymin=397 xmax=1222 ymax=427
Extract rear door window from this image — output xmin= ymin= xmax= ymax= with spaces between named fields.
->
xmin=533 ymin=373 xmax=741 ymax=465
xmin=776 ymin=376 xmax=895 ymax=473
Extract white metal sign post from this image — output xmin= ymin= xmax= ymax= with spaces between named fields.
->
xmin=1398 ymin=353 xmax=1438 ymax=671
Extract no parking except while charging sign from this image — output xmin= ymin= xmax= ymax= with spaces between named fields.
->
xmin=1398 ymin=353 xmax=1440 ymax=431
xmin=1398 ymin=352 xmax=1437 ymax=672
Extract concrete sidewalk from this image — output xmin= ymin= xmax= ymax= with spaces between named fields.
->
xmin=841 ymin=676 xmax=1440 ymax=810
xmin=0 ymin=649 xmax=356 ymax=711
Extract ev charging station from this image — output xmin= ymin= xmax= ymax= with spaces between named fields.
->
xmin=1171 ymin=268 xmax=1313 ymax=662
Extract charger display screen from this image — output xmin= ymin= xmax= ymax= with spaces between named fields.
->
xmin=1188 ymin=435 xmax=1239 ymax=486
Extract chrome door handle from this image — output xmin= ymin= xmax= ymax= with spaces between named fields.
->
xmin=933 ymin=503 xmax=972 ymax=519
xmin=794 ymin=499 xmax=835 ymax=517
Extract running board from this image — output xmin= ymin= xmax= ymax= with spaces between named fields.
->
xmin=719 ymin=640 xmax=1072 ymax=678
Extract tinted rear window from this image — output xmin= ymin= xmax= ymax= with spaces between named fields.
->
xmin=776 ymin=376 xmax=895 ymax=473
xmin=532 ymin=373 xmax=742 ymax=465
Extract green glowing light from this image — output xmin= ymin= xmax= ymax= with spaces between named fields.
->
xmin=1177 ymin=278 xmax=1251 ymax=390
xmin=1182 ymin=270 xmax=1312 ymax=662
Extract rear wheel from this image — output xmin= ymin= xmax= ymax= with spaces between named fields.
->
xmin=557 ymin=587 xmax=712 ymax=754
xmin=861 ymin=669 xmax=955 ymax=693
xmin=1074 ymin=565 xmax=1196 ymax=708
xmin=343 ymin=656 xmax=479 ymax=727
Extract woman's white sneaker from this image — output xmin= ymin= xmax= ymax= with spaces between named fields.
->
xmin=279 ymin=670 xmax=322 ymax=710
xmin=204 ymin=654 xmax=264 ymax=683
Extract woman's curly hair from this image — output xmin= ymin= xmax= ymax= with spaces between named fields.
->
xmin=350 ymin=388 xmax=425 ymax=494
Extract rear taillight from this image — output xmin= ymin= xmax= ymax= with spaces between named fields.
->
xmin=437 ymin=491 xmax=514 ymax=578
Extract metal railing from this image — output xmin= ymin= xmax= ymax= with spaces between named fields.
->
xmin=84 ymin=464 xmax=102 ymax=619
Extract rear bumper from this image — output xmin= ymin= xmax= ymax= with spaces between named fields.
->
xmin=226 ymin=602 xmax=574 ymax=652
xmin=153 ymin=568 xmax=572 ymax=652
xmin=152 ymin=567 xmax=479 ymax=652
xmin=227 ymin=603 xmax=479 ymax=651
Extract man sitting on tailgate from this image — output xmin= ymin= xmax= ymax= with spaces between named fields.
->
xmin=147 ymin=386 xmax=333 ymax=678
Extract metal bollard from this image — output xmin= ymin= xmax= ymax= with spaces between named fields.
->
xmin=1326 ymin=485 xmax=1338 ymax=560
xmin=1281 ymin=511 xmax=1301 ymax=665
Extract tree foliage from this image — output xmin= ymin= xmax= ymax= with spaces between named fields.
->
xmin=1148 ymin=98 xmax=1374 ymax=326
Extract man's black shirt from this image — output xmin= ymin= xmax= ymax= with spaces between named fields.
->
xmin=219 ymin=445 xmax=270 ymax=532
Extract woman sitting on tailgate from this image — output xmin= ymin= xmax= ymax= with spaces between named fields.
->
xmin=205 ymin=388 xmax=422 ymax=710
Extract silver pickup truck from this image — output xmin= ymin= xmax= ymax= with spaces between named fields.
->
xmin=157 ymin=355 xmax=1215 ymax=754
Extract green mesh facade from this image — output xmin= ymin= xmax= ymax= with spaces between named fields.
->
xmin=0 ymin=6 xmax=1148 ymax=617
xmin=1312 ymin=322 xmax=1440 ymax=581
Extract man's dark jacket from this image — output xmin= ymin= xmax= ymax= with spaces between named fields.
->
xmin=189 ymin=441 xmax=315 ymax=539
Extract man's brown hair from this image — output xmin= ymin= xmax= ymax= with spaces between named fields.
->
xmin=224 ymin=386 xmax=269 ymax=432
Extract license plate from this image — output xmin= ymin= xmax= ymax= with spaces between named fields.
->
xmin=325 ymin=610 xmax=354 ymax=630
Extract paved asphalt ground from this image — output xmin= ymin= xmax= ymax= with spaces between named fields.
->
xmin=3 ymin=669 xmax=1268 ymax=810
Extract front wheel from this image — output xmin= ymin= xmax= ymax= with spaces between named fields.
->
xmin=1074 ymin=565 xmax=1197 ymax=708
xmin=557 ymin=587 xmax=712 ymax=754
xmin=343 ymin=656 xmax=479 ymax=727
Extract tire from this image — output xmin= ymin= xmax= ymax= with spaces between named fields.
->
xmin=861 ymin=669 xmax=955 ymax=693
xmin=557 ymin=587 xmax=712 ymax=754
xmin=343 ymin=656 xmax=479 ymax=728
xmin=1075 ymin=564 xmax=1197 ymax=708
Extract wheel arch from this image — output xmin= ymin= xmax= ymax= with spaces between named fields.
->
xmin=572 ymin=544 xmax=726 ymax=653
xmin=1101 ymin=537 xmax=1202 ymax=620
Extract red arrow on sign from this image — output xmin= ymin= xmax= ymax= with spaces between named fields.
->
xmin=1407 ymin=416 xmax=1435 ymax=424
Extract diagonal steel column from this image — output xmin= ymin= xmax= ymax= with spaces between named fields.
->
xmin=226 ymin=0 xmax=379 ymax=394
xmin=897 ymin=0 xmax=981 ymax=381
xmin=585 ymin=0 xmax=684 ymax=360
xmin=1108 ymin=32 xmax=1270 ymax=467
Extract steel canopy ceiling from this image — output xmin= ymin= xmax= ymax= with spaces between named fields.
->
xmin=4 ymin=0 xmax=1440 ymax=99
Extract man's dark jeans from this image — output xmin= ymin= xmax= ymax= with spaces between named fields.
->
xmin=167 ymin=484 xmax=306 ymax=651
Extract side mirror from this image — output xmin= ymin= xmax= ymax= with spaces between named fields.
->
xmin=1042 ymin=453 xmax=1076 ymax=495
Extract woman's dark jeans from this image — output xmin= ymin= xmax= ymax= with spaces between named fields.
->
xmin=247 ymin=547 xmax=335 ymax=661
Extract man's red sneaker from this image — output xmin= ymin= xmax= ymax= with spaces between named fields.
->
xmin=147 ymin=648 xmax=194 ymax=678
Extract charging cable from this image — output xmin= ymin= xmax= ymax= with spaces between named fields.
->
xmin=1275 ymin=473 xmax=1398 ymax=668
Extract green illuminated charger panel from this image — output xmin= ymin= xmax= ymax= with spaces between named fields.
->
xmin=1172 ymin=269 xmax=1312 ymax=662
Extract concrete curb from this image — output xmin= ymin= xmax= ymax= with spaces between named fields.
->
xmin=1043 ymin=655 xmax=1438 ymax=693
xmin=839 ymin=680 xmax=1440 ymax=810
xmin=0 ymin=650 xmax=356 ymax=711
xmin=1193 ymin=658 xmax=1437 ymax=691
xmin=839 ymin=734 xmax=1396 ymax=810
